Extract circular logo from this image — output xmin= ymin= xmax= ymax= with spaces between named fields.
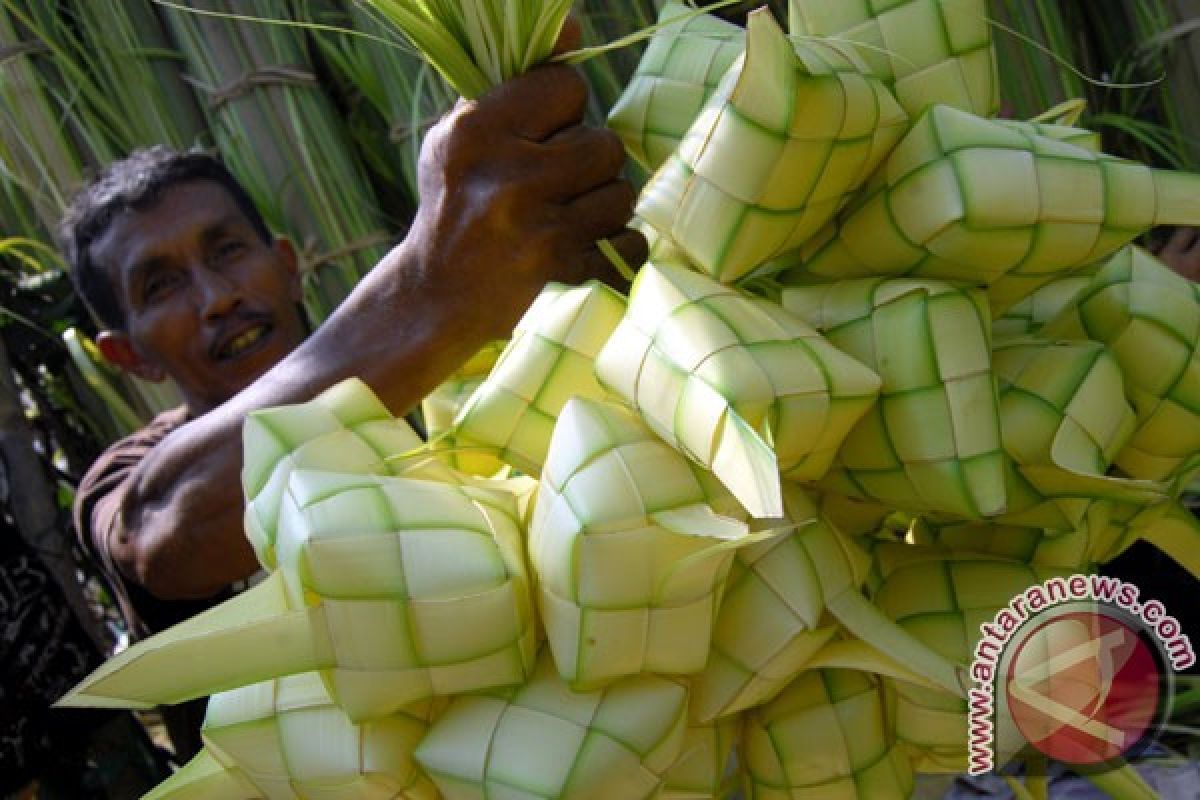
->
xmin=1004 ymin=606 xmax=1167 ymax=767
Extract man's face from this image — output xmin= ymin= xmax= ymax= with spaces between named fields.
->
xmin=92 ymin=180 xmax=307 ymax=414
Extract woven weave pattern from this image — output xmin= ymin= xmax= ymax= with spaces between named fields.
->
xmin=276 ymin=471 xmax=537 ymax=719
xmin=788 ymin=0 xmax=998 ymax=119
xmin=453 ymin=282 xmax=627 ymax=477
xmin=742 ymin=668 xmax=913 ymax=798
xmin=785 ymin=278 xmax=1006 ymax=519
xmin=796 ymin=105 xmax=1200 ymax=304
xmin=638 ymin=10 xmax=908 ymax=284
xmin=607 ymin=1 xmax=744 ymax=171
xmin=415 ymin=652 xmax=688 ymax=800
xmin=423 ymin=340 xmax=507 ymax=477
xmin=871 ymin=549 xmax=1063 ymax=773
xmin=596 ymin=261 xmax=881 ymax=518
xmin=692 ymin=487 xmax=863 ymax=723
xmin=199 ymin=672 xmax=440 ymax=799
xmin=1042 ymin=247 xmax=1200 ymax=485
xmin=661 ymin=715 xmax=739 ymax=799
xmin=992 ymin=338 xmax=1160 ymax=531
xmin=531 ymin=397 xmax=750 ymax=690
xmin=242 ymin=378 xmax=428 ymax=568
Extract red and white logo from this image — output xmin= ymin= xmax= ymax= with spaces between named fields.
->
xmin=1004 ymin=606 xmax=1167 ymax=767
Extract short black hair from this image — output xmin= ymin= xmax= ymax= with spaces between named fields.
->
xmin=61 ymin=146 xmax=272 ymax=330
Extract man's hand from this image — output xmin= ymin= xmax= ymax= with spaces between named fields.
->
xmin=404 ymin=65 xmax=646 ymax=340
xmin=1154 ymin=226 xmax=1200 ymax=282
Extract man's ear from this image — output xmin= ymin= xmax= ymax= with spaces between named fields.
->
xmin=274 ymin=237 xmax=302 ymax=303
xmin=95 ymin=331 xmax=166 ymax=383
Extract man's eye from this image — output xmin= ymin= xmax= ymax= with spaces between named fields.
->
xmin=214 ymin=240 xmax=245 ymax=261
xmin=144 ymin=273 xmax=179 ymax=300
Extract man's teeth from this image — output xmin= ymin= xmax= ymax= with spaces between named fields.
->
xmin=225 ymin=326 xmax=266 ymax=357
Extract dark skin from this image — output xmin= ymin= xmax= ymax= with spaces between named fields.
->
xmin=91 ymin=64 xmax=646 ymax=600
xmin=1154 ymin=226 xmax=1200 ymax=282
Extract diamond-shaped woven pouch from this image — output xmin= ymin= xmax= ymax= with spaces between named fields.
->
xmin=452 ymin=281 xmax=627 ymax=477
xmin=242 ymin=378 xmax=432 ymax=569
xmin=992 ymin=337 xmax=1164 ymax=531
xmin=176 ymin=672 xmax=442 ymax=800
xmin=692 ymin=485 xmax=869 ymax=723
xmin=531 ymin=396 xmax=755 ymax=690
xmin=870 ymin=546 xmax=1065 ymax=773
xmin=794 ymin=104 xmax=1200 ymax=313
xmin=274 ymin=470 xmax=538 ymax=720
xmin=992 ymin=275 xmax=1091 ymax=341
xmin=637 ymin=9 xmax=909 ymax=284
xmin=784 ymin=278 xmax=1006 ymax=519
xmin=661 ymin=714 xmax=740 ymax=800
xmin=422 ymin=340 xmax=507 ymax=477
xmin=414 ymin=650 xmax=689 ymax=800
xmin=1041 ymin=247 xmax=1200 ymax=485
xmin=607 ymin=1 xmax=744 ymax=172
xmin=596 ymin=260 xmax=881 ymax=518
xmin=741 ymin=667 xmax=913 ymax=799
xmin=788 ymin=0 xmax=998 ymax=119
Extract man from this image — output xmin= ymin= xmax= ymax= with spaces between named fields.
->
xmin=65 ymin=65 xmax=645 ymax=758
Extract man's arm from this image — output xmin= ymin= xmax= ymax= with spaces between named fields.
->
xmin=103 ymin=66 xmax=646 ymax=600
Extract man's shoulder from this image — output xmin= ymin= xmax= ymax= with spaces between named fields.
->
xmin=74 ymin=405 xmax=190 ymax=543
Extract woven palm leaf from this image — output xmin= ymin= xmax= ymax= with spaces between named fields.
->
xmin=61 ymin=471 xmax=537 ymax=722
xmin=638 ymin=9 xmax=909 ymax=284
xmin=992 ymin=275 xmax=1091 ymax=341
xmin=595 ymin=260 xmax=882 ymax=518
xmin=741 ymin=668 xmax=913 ymax=799
xmin=792 ymin=104 xmax=1200 ymax=313
xmin=993 ymin=337 xmax=1165 ymax=530
xmin=414 ymin=649 xmax=688 ymax=800
xmin=242 ymin=378 xmax=445 ymax=569
xmin=870 ymin=545 xmax=1067 ymax=773
xmin=662 ymin=714 xmax=740 ymax=800
xmin=147 ymin=672 xmax=440 ymax=799
xmin=788 ymin=0 xmax=998 ymax=119
xmin=1041 ymin=246 xmax=1200 ymax=486
xmin=451 ymin=281 xmax=627 ymax=477
xmin=911 ymin=517 xmax=1096 ymax=571
xmin=531 ymin=396 xmax=755 ymax=690
xmin=607 ymin=1 xmax=744 ymax=172
xmin=422 ymin=340 xmax=507 ymax=477
xmin=784 ymin=278 xmax=1006 ymax=519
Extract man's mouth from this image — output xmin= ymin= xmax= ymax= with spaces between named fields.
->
xmin=214 ymin=323 xmax=272 ymax=361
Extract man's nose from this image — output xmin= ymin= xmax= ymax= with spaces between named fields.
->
xmin=196 ymin=267 xmax=241 ymax=319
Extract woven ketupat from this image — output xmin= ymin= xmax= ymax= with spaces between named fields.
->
xmin=451 ymin=281 xmax=626 ymax=477
xmin=1041 ymin=247 xmax=1200 ymax=485
xmin=607 ymin=1 xmax=744 ymax=171
xmin=992 ymin=274 xmax=1090 ymax=341
xmin=147 ymin=672 xmax=440 ymax=799
xmin=992 ymin=338 xmax=1163 ymax=530
xmin=242 ymin=378 xmax=434 ymax=569
xmin=794 ymin=104 xmax=1200 ymax=310
xmin=414 ymin=651 xmax=688 ymax=800
xmin=596 ymin=261 xmax=882 ymax=518
xmin=692 ymin=486 xmax=864 ymax=722
xmin=741 ymin=668 xmax=913 ymax=799
xmin=661 ymin=715 xmax=740 ymax=800
xmin=637 ymin=9 xmax=908 ymax=284
xmin=788 ymin=0 xmax=998 ymax=119
xmin=870 ymin=547 xmax=1065 ymax=773
xmin=531 ymin=397 xmax=753 ymax=690
xmin=274 ymin=471 xmax=538 ymax=718
xmin=422 ymin=340 xmax=507 ymax=477
xmin=784 ymin=278 xmax=1005 ymax=519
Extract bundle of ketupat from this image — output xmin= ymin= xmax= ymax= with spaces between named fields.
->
xmin=59 ymin=1 xmax=1200 ymax=798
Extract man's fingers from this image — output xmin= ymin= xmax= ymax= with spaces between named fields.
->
xmin=564 ymin=228 xmax=649 ymax=291
xmin=538 ymin=126 xmax=627 ymax=201
xmin=477 ymin=64 xmax=587 ymax=141
xmin=552 ymin=16 xmax=583 ymax=57
xmin=562 ymin=180 xmax=638 ymax=241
